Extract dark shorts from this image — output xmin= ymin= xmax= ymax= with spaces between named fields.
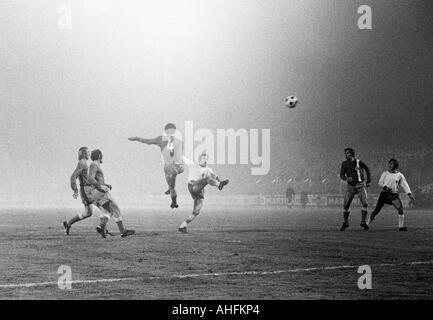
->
xmin=378 ymin=191 xmax=400 ymax=206
xmin=372 ymin=191 xmax=403 ymax=214
xmin=188 ymin=182 xmax=205 ymax=200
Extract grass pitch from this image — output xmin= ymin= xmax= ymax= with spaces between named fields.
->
xmin=1 ymin=206 xmax=432 ymax=299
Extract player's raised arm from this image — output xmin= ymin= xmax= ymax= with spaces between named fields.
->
xmin=128 ymin=136 xmax=161 ymax=145
xmin=88 ymin=163 xmax=106 ymax=193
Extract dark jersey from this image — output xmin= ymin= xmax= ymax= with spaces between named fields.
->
xmin=340 ymin=159 xmax=371 ymax=186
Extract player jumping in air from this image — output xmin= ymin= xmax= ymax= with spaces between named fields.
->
xmin=339 ymin=147 xmax=371 ymax=231
xmin=128 ymin=123 xmax=184 ymax=209
xmin=367 ymin=158 xmax=415 ymax=231
xmin=84 ymin=149 xmax=135 ymax=238
xmin=178 ymin=152 xmax=229 ymax=233
xmin=63 ymin=147 xmax=94 ymax=235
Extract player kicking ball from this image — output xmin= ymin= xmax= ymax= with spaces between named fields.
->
xmin=128 ymin=123 xmax=184 ymax=209
xmin=178 ymin=152 xmax=229 ymax=233
xmin=85 ymin=149 xmax=135 ymax=238
xmin=63 ymin=147 xmax=94 ymax=235
xmin=367 ymin=159 xmax=415 ymax=231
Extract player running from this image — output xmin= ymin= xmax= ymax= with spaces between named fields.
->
xmin=128 ymin=123 xmax=184 ymax=209
xmin=62 ymin=147 xmax=94 ymax=235
xmin=339 ymin=147 xmax=371 ymax=231
xmin=178 ymin=152 xmax=229 ymax=233
xmin=84 ymin=149 xmax=135 ymax=238
xmin=367 ymin=158 xmax=415 ymax=231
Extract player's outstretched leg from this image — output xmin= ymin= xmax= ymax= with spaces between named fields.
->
xmin=179 ymin=199 xmax=203 ymax=233
xmin=218 ymin=179 xmax=229 ymax=190
xmin=63 ymin=205 xmax=93 ymax=235
xmin=367 ymin=208 xmax=379 ymax=226
xmin=205 ymin=174 xmax=229 ymax=191
xmin=367 ymin=192 xmax=386 ymax=227
xmin=62 ymin=221 xmax=71 ymax=235
xmin=366 ymin=212 xmax=375 ymax=226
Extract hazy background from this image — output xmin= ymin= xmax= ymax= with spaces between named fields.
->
xmin=1 ymin=0 xmax=432 ymax=206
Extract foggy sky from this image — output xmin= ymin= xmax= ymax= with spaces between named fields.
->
xmin=1 ymin=0 xmax=432 ymax=204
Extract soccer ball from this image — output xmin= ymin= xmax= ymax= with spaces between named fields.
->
xmin=284 ymin=95 xmax=298 ymax=109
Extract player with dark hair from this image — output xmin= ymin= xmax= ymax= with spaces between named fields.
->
xmin=128 ymin=123 xmax=184 ymax=209
xmin=367 ymin=158 xmax=415 ymax=231
xmin=83 ymin=149 xmax=135 ymax=238
xmin=178 ymin=153 xmax=229 ymax=233
xmin=62 ymin=147 xmax=93 ymax=235
xmin=339 ymin=147 xmax=371 ymax=231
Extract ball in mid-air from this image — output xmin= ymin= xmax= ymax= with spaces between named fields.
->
xmin=284 ymin=95 xmax=298 ymax=108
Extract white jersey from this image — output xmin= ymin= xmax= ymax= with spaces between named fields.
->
xmin=378 ymin=171 xmax=411 ymax=194
xmin=183 ymin=157 xmax=216 ymax=183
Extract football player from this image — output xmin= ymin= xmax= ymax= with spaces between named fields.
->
xmin=367 ymin=158 xmax=415 ymax=231
xmin=63 ymin=147 xmax=93 ymax=235
xmin=178 ymin=152 xmax=229 ymax=233
xmin=339 ymin=147 xmax=371 ymax=231
xmin=84 ymin=149 xmax=135 ymax=238
xmin=128 ymin=123 xmax=184 ymax=209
